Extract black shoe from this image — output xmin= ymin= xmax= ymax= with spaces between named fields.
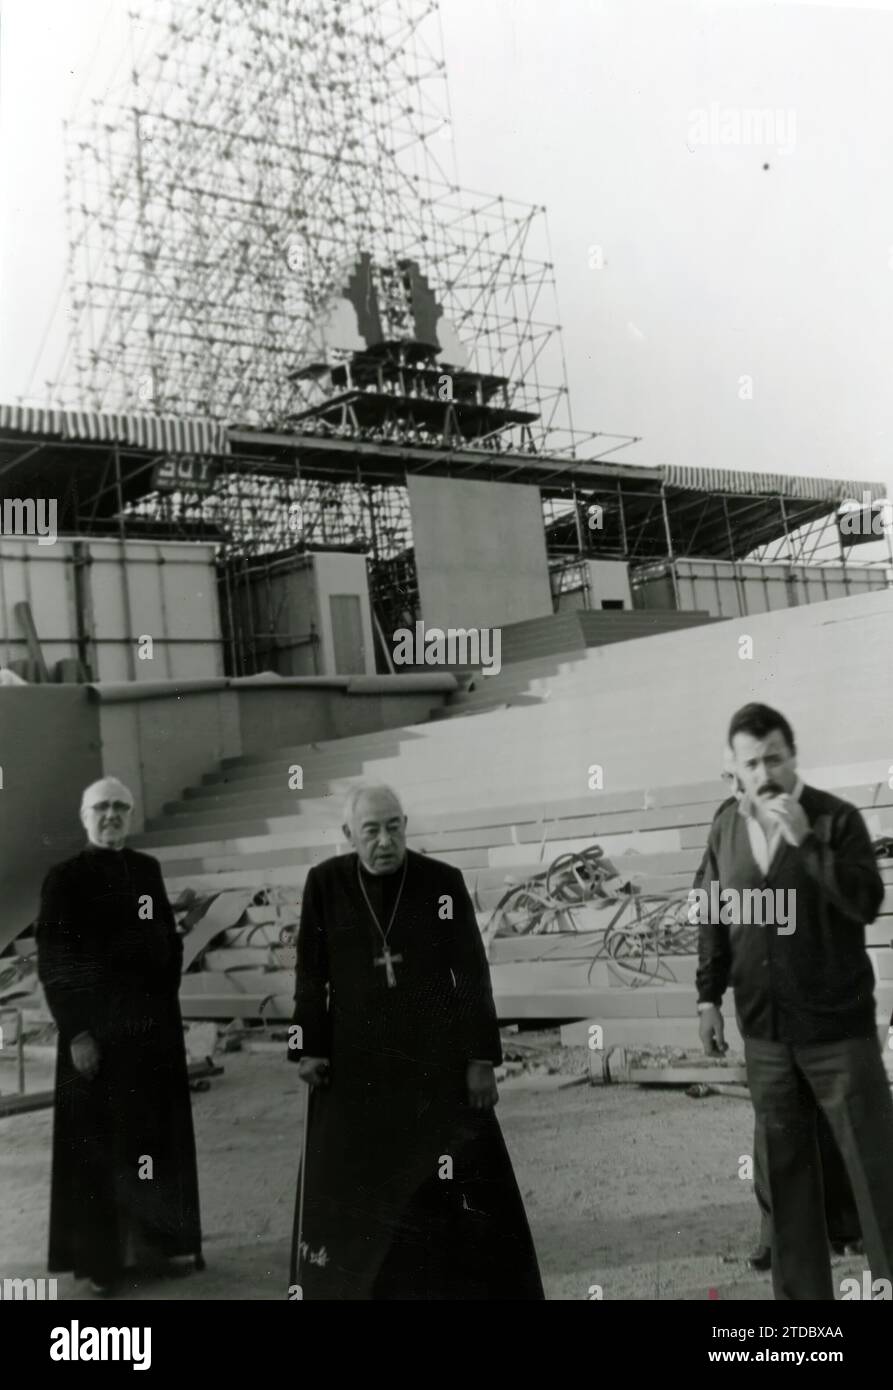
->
xmin=749 ymin=1245 xmax=771 ymax=1271
xmin=142 ymin=1253 xmax=195 ymax=1281
xmin=830 ymin=1236 xmax=863 ymax=1257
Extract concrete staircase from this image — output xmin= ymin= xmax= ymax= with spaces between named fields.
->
xmin=429 ymin=607 xmax=720 ymax=720
xmin=124 ymin=588 xmax=893 ymax=1035
xmin=139 ymin=587 xmax=893 ymax=818
xmin=491 ymin=607 xmax=720 ymax=664
xmin=140 ymin=771 xmax=893 ymax=1033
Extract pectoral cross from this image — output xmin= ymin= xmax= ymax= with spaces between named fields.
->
xmin=374 ymin=945 xmax=403 ymax=987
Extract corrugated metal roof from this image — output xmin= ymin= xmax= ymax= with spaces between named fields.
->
xmin=661 ymin=464 xmax=886 ymax=503
xmin=0 ymin=403 xmax=230 ymax=456
xmin=0 ymin=405 xmax=68 ymax=435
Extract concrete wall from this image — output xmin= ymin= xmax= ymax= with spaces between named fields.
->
xmin=635 ymin=557 xmax=892 ymax=619
xmin=95 ymin=678 xmax=452 ymax=825
xmin=88 ymin=539 xmax=223 ymax=681
xmin=585 ymin=559 xmax=633 ymax=609
xmin=226 ymin=557 xmax=318 ymax=677
xmin=225 ymin=551 xmax=375 ymax=677
xmin=312 ymin=551 xmax=376 ymax=675
xmin=407 ymin=475 xmax=553 ymax=631
xmin=97 ymin=688 xmax=242 ymax=833
xmin=0 ymin=675 xmax=454 ymax=950
xmin=236 ymin=683 xmax=447 ymax=753
xmin=0 ymin=536 xmax=223 ymax=683
xmin=0 ymin=687 xmax=102 ymax=951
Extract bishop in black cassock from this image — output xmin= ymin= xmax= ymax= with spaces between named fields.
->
xmin=35 ymin=777 xmax=203 ymax=1293
xmin=288 ymin=784 xmax=544 ymax=1300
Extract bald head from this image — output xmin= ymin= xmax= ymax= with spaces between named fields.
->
xmin=80 ymin=777 xmax=134 ymax=850
xmin=343 ymin=784 xmax=407 ymax=875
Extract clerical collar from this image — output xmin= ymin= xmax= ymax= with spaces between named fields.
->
xmin=85 ymin=842 xmax=126 ymax=853
xmin=358 ymin=853 xmax=408 ymax=880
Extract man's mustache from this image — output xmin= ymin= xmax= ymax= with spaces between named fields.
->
xmin=757 ymin=781 xmax=783 ymax=797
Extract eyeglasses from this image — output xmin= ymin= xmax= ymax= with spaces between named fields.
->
xmin=87 ymin=801 xmax=133 ymax=813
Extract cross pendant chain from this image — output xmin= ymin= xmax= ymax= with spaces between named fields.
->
xmin=357 ymin=856 xmax=409 ymax=988
xmin=374 ymin=945 xmax=404 ymax=988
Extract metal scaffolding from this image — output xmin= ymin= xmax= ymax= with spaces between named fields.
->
xmin=54 ymin=0 xmax=575 ymax=453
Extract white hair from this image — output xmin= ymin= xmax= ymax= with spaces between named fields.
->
xmin=342 ymin=783 xmax=405 ymax=827
xmin=80 ymin=776 xmax=134 ymax=815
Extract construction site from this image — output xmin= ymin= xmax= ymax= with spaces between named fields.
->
xmin=2 ymin=0 xmax=893 ymax=1305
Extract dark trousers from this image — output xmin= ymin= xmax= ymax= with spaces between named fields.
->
xmin=745 ymin=1036 xmax=893 ymax=1300
xmin=754 ymin=1105 xmax=860 ymax=1249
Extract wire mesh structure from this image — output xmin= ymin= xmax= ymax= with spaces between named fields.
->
xmin=484 ymin=843 xmax=699 ymax=989
xmin=55 ymin=0 xmax=575 ymax=450
xmin=125 ymin=468 xmax=413 ymax=556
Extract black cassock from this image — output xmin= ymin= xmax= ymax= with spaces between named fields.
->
xmin=289 ymin=848 xmax=544 ymax=1300
xmin=35 ymin=845 xmax=202 ymax=1282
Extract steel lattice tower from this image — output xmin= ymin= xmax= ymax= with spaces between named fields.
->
xmin=56 ymin=0 xmax=574 ymax=445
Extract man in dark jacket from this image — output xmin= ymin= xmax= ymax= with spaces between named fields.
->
xmin=695 ymin=751 xmax=861 ymax=1273
xmin=695 ymin=704 xmax=890 ymax=1300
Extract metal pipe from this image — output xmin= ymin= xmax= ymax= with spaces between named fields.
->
xmin=572 ymin=481 xmax=586 ymax=555
xmin=616 ymin=481 xmax=628 ymax=556
xmin=659 ymin=484 xmax=680 ymax=608
xmin=113 ymin=445 xmax=138 ymax=681
xmin=17 ymin=1012 xmax=25 ymax=1095
xmin=721 ymin=497 xmax=748 ymax=616
xmin=778 ymin=495 xmax=792 ymax=559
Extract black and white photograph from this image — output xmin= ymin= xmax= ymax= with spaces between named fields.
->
xmin=2 ymin=0 xmax=893 ymax=1355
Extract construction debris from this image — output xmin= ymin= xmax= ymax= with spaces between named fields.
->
xmin=588 ymin=1044 xmax=747 ymax=1089
xmin=484 ymin=842 xmax=698 ymax=989
xmin=496 ymin=1027 xmax=586 ymax=1083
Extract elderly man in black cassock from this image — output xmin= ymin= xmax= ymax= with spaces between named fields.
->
xmin=288 ymin=783 xmax=544 ymax=1300
xmin=36 ymin=776 xmax=203 ymax=1296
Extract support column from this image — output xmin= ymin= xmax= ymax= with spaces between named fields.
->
xmin=616 ymin=481 xmax=628 ymax=555
xmin=722 ymin=496 xmax=748 ymax=616
xmin=660 ymin=484 xmax=680 ymax=609
xmin=113 ymin=445 xmax=138 ymax=680
xmin=572 ymin=480 xmax=586 ymax=555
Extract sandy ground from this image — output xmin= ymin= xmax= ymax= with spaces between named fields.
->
xmin=0 ymin=1049 xmax=868 ymax=1302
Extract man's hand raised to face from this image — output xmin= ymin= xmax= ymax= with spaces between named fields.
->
xmin=466 ymin=1060 xmax=498 ymax=1111
xmin=765 ymin=794 xmax=810 ymax=848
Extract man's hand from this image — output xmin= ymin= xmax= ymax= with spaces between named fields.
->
xmin=765 ymin=795 xmax=810 ymax=848
xmin=466 ymin=1061 xmax=498 ymax=1111
xmin=297 ymin=1056 xmax=330 ymax=1088
xmin=70 ymin=1033 xmax=101 ymax=1080
xmin=698 ymin=1006 xmax=727 ymax=1058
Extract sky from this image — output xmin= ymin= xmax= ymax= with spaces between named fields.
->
xmin=2 ymin=0 xmax=893 ymax=496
